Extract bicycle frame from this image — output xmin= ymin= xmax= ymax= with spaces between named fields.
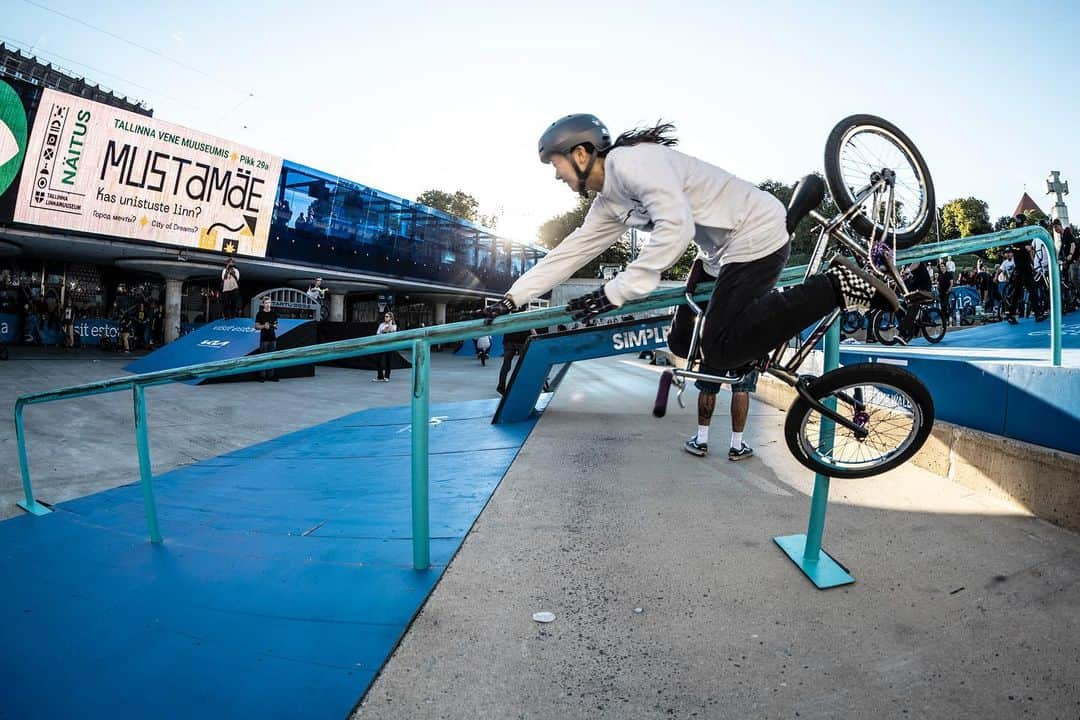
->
xmin=671 ymin=173 xmax=916 ymax=438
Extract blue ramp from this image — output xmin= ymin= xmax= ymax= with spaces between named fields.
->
xmin=494 ymin=315 xmax=673 ymax=424
xmin=123 ymin=319 xmax=313 ymax=381
xmin=0 ymin=398 xmax=536 ymax=720
xmin=455 ymin=334 xmax=504 ymax=357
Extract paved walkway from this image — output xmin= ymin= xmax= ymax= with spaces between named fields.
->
xmin=2 ymin=349 xmax=1078 ymax=719
xmin=356 ymin=356 xmax=1080 ymax=720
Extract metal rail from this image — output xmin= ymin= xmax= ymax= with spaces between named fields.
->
xmin=13 ymin=228 xmax=1064 ymax=571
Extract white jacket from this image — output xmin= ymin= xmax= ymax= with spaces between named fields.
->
xmin=507 ymin=143 xmax=788 ymax=307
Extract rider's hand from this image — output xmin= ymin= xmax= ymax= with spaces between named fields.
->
xmin=567 ymin=286 xmax=616 ymax=322
xmin=479 ymin=295 xmax=516 ymax=325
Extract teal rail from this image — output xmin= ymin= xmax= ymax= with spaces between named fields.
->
xmin=777 ymin=227 xmax=1062 ymax=365
xmin=13 ymin=283 xmax=708 ymax=569
xmin=13 ymin=228 xmax=1064 ymax=570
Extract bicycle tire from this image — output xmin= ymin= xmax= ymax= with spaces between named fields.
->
xmin=824 ymin=114 xmax=935 ymax=250
xmin=921 ymin=307 xmax=946 ymax=343
xmin=841 ymin=310 xmax=863 ymax=337
xmin=783 ymin=363 xmax=934 ymax=479
xmin=870 ymin=309 xmax=902 ymax=346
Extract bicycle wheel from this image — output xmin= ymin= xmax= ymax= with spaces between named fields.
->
xmin=784 ymin=363 xmax=934 ymax=479
xmin=870 ymin=309 xmax=902 ymax=345
xmin=824 ymin=115 xmax=935 ymax=249
xmin=841 ymin=310 xmax=863 ymax=337
xmin=921 ymin=307 xmax=946 ymax=343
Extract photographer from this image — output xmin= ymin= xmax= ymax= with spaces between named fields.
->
xmin=306 ymin=277 xmax=328 ymax=320
xmin=254 ymin=296 xmax=279 ymax=382
xmin=221 ymin=259 xmax=241 ymax=318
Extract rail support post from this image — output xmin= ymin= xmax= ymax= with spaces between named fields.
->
xmin=775 ymin=321 xmax=855 ymax=588
xmin=410 ymin=339 xmax=431 ymax=570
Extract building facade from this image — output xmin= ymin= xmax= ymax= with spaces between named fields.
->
xmin=0 ymin=48 xmax=543 ymax=347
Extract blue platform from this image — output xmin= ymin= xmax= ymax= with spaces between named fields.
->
xmin=0 ymin=398 xmax=535 ymax=720
xmin=841 ymin=316 xmax=1080 ymax=454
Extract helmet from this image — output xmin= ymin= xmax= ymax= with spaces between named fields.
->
xmin=538 ymin=114 xmax=611 ymax=163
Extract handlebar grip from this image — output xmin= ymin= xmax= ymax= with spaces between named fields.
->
xmin=653 ymin=370 xmax=674 ymax=418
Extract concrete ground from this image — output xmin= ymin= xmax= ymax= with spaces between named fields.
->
xmin=3 ymin=348 xmax=1078 ymax=719
xmin=355 ymin=356 xmax=1080 ymax=720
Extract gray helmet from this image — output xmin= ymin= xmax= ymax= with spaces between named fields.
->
xmin=538 ymin=114 xmax=612 ymax=163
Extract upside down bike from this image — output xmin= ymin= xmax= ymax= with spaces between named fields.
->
xmin=653 ymin=114 xmax=936 ymax=479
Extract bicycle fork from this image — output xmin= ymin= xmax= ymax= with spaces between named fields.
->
xmin=793 ymin=378 xmax=870 ymax=440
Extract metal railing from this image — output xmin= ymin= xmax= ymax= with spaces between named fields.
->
xmin=13 ymin=284 xmax=703 ymax=570
xmin=13 ymin=227 xmax=1064 ymax=571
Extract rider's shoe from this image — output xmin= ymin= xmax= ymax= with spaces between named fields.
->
xmin=1006 ymin=314 xmax=1018 ymax=325
xmin=728 ymin=443 xmax=754 ymax=461
xmin=824 ymin=257 xmax=900 ymax=313
xmin=684 ymin=437 xmax=708 ymax=457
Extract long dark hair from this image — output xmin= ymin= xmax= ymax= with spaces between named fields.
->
xmin=600 ymin=121 xmax=678 ymax=156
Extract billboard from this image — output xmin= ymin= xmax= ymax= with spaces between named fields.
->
xmin=12 ymin=89 xmax=282 ymax=257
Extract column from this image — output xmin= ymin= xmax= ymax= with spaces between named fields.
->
xmin=164 ymin=278 xmax=183 ymax=343
xmin=329 ymin=292 xmax=345 ymax=322
xmin=434 ymin=301 xmax=447 ymax=326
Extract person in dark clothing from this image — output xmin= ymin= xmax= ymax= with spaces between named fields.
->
xmin=150 ymin=304 xmax=164 ymax=348
xmin=1054 ymin=218 xmax=1075 ymax=280
xmin=1005 ymin=214 xmax=1045 ymax=323
xmin=254 ymin=296 xmax=279 ymax=381
xmin=497 ymin=327 xmax=532 ymax=394
xmin=905 ymin=260 xmax=932 ymax=292
xmin=936 ymin=260 xmax=954 ymax=326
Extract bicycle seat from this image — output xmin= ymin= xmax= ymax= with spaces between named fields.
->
xmin=785 ymin=174 xmax=826 ymax=235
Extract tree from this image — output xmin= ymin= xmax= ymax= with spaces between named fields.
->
xmin=538 ymin=195 xmax=593 ymax=249
xmin=940 ymin=197 xmax=991 ymax=240
xmin=758 ymin=177 xmax=838 ymax=266
xmin=536 ymin=195 xmax=633 ymax=278
xmin=416 ymin=190 xmax=480 ymax=223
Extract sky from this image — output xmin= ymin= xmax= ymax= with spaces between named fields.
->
xmin=4 ymin=0 xmax=1078 ymax=244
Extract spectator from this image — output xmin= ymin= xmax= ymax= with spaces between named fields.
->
xmin=1032 ymin=233 xmax=1051 ymax=318
xmin=683 ymin=373 xmax=757 ymax=460
xmin=995 ymin=252 xmax=1014 ymax=318
xmin=134 ymin=301 xmax=149 ymax=349
xmin=476 ymin=334 xmax=492 ymax=366
xmin=61 ymin=300 xmax=75 ymax=349
xmin=221 ymin=258 xmax=240 ymax=318
xmin=373 ymin=311 xmax=396 ymax=382
xmin=497 ymin=327 xmax=532 ymax=394
xmin=119 ymin=312 xmax=133 ymax=353
xmin=1053 ymin=218 xmax=1076 ymax=282
xmin=254 ymin=296 xmax=279 ymax=382
xmin=936 ymin=260 xmax=953 ymax=326
xmin=905 ymin=260 xmax=932 ymax=293
xmin=306 ymin=277 xmax=328 ymax=320
xmin=1005 ymin=214 xmax=1044 ymax=323
xmin=150 ymin=303 xmax=164 ymax=348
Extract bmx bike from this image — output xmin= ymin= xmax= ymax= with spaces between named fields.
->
xmin=869 ymin=293 xmax=946 ymax=345
xmin=654 ymin=114 xmax=936 ymax=480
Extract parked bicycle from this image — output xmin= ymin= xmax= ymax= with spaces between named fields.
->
xmin=654 ymin=114 xmax=936 ymax=479
xmin=868 ymin=292 xmax=946 ymax=345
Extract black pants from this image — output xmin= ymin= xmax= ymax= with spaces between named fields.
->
xmin=498 ymin=344 xmax=522 ymax=390
xmin=258 ymin=339 xmax=277 ymax=380
xmin=668 ymin=244 xmax=837 ymax=371
xmin=376 ymin=353 xmax=392 ymax=379
xmin=1007 ymin=266 xmax=1042 ymax=317
xmin=222 ymin=290 xmax=240 ymax=318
